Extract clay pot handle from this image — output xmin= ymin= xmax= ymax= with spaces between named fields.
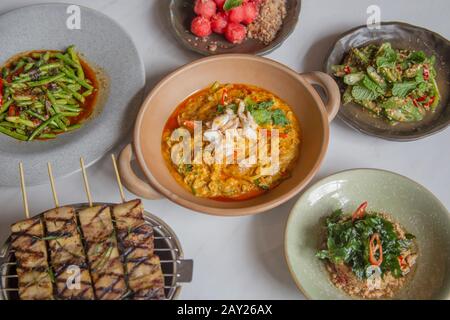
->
xmin=118 ymin=144 xmax=163 ymax=200
xmin=300 ymin=71 xmax=341 ymax=122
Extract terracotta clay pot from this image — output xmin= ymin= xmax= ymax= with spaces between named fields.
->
xmin=118 ymin=54 xmax=340 ymax=216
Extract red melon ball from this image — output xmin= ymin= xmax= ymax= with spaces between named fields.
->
xmin=242 ymin=2 xmax=258 ymax=24
xmin=214 ymin=0 xmax=226 ymax=10
xmin=228 ymin=5 xmax=245 ymax=23
xmin=224 ymin=22 xmax=247 ymax=44
xmin=194 ymin=0 xmax=217 ymax=18
xmin=191 ymin=16 xmax=212 ymax=37
xmin=211 ymin=12 xmax=228 ymax=34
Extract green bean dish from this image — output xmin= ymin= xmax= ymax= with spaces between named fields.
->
xmin=0 ymin=46 xmax=98 ymax=141
xmin=332 ymin=42 xmax=440 ymax=123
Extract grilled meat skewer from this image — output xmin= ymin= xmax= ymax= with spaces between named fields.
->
xmin=43 ymin=206 xmax=94 ymax=299
xmin=11 ymin=217 xmax=53 ymax=300
xmin=112 ymin=199 xmax=165 ymax=300
xmin=78 ymin=205 xmax=127 ymax=300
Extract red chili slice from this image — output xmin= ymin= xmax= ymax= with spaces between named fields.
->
xmin=352 ymin=201 xmax=368 ymax=222
xmin=423 ymin=96 xmax=435 ymax=110
xmin=221 ymin=88 xmax=228 ymax=105
xmin=425 ymin=96 xmax=435 ymax=106
xmin=398 ymin=255 xmax=407 ymax=268
xmin=369 ymin=233 xmax=383 ymax=266
xmin=344 ymin=66 xmax=351 ymax=74
xmin=182 ymin=120 xmax=195 ymax=130
xmin=264 ymin=130 xmax=288 ymax=138
xmin=423 ymin=67 xmax=430 ymax=81
xmin=417 ymin=95 xmax=427 ymax=102
xmin=8 ymin=105 xmax=16 ymax=117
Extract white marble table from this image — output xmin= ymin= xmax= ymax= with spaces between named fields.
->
xmin=0 ymin=0 xmax=448 ymax=299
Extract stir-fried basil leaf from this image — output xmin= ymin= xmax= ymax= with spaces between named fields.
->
xmin=316 ymin=209 xmax=415 ymax=280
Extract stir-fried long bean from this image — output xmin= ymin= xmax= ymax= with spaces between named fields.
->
xmin=0 ymin=46 xmax=96 ymax=141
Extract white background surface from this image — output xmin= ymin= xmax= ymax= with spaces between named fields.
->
xmin=0 ymin=0 xmax=448 ymax=299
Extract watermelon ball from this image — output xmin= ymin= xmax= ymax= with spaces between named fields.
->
xmin=224 ymin=22 xmax=247 ymax=44
xmin=242 ymin=2 xmax=257 ymax=24
xmin=194 ymin=0 xmax=217 ymax=18
xmin=214 ymin=0 xmax=226 ymax=10
xmin=191 ymin=16 xmax=212 ymax=37
xmin=211 ymin=12 xmax=228 ymax=34
xmin=228 ymin=5 xmax=245 ymax=23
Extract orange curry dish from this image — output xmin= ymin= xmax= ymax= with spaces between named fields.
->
xmin=162 ymin=82 xmax=301 ymax=201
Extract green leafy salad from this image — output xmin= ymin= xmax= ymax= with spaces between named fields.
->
xmin=316 ymin=202 xmax=416 ymax=280
xmin=332 ymin=42 xmax=440 ymax=123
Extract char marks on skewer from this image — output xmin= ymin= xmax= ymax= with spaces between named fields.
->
xmin=78 ymin=205 xmax=127 ymax=300
xmin=112 ymin=199 xmax=165 ymax=300
xmin=11 ymin=217 xmax=53 ymax=300
xmin=43 ymin=206 xmax=94 ymax=299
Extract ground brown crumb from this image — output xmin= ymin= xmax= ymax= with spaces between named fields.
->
xmin=247 ymin=0 xmax=287 ymax=45
xmin=208 ymin=42 xmax=218 ymax=52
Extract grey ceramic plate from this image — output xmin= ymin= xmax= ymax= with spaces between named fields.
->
xmin=325 ymin=22 xmax=450 ymax=141
xmin=0 ymin=3 xmax=145 ymax=186
xmin=168 ymin=0 xmax=301 ymax=56
xmin=285 ymin=169 xmax=450 ymax=299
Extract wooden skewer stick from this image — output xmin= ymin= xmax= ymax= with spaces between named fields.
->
xmin=18 ymin=162 xmax=30 ymax=219
xmin=111 ymin=154 xmax=126 ymax=203
xmin=47 ymin=162 xmax=59 ymax=208
xmin=80 ymin=157 xmax=93 ymax=207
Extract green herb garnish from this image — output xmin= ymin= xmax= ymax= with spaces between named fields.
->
xmin=254 ymin=178 xmax=269 ymax=190
xmin=246 ymin=100 xmax=289 ymax=126
xmin=223 ymin=0 xmax=243 ymax=11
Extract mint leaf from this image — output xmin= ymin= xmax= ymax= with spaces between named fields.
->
xmin=392 ymin=81 xmax=417 ymax=97
xmin=223 ymin=0 xmax=243 ymax=11
xmin=362 ymin=76 xmax=385 ymax=95
xmin=272 ymin=109 xmax=289 ymax=126
xmin=351 ymin=85 xmax=379 ymax=101
xmin=408 ymin=51 xmax=426 ymax=63
xmin=376 ymin=43 xmax=397 ymax=69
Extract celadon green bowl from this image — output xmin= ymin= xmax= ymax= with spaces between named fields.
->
xmin=285 ymin=169 xmax=450 ymax=300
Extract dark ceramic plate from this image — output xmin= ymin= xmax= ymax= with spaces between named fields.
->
xmin=168 ymin=0 xmax=301 ymax=56
xmin=325 ymin=22 xmax=450 ymax=141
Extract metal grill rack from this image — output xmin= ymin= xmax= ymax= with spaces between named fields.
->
xmin=0 ymin=203 xmax=193 ymax=300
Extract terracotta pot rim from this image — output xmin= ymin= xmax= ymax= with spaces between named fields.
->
xmin=133 ymin=54 xmax=330 ymax=216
